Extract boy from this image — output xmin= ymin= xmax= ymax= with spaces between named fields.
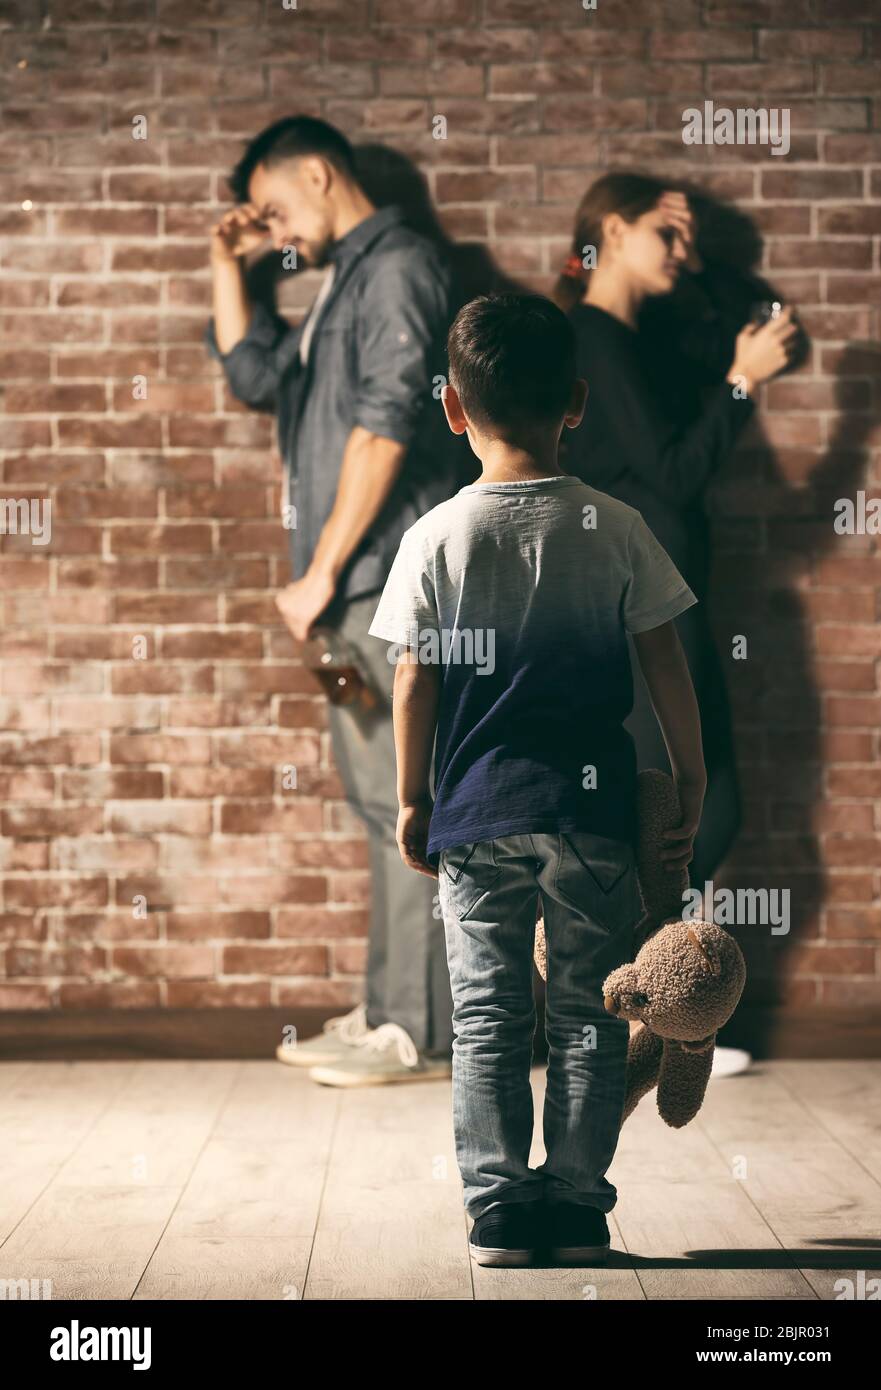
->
xmin=367 ymin=294 xmax=707 ymax=1268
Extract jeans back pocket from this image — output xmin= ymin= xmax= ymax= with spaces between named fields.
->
xmin=439 ymin=840 xmax=501 ymax=922
xmin=554 ymin=832 xmax=644 ymax=933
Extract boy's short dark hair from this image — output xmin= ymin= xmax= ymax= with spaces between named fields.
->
xmin=447 ymin=293 xmax=576 ymax=435
xmin=228 ymin=115 xmax=357 ymax=203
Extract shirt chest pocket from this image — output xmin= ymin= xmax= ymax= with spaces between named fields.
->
xmin=310 ymin=304 xmax=359 ymax=379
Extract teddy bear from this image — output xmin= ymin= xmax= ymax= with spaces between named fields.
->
xmin=533 ymin=768 xmax=747 ymax=1129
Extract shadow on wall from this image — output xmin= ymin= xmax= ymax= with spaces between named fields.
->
xmin=723 ymin=338 xmax=880 ymax=1057
xmin=353 ymin=141 xmax=525 ymax=302
xmin=648 ymin=186 xmax=877 ymax=1054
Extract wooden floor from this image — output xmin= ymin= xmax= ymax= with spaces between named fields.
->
xmin=0 ymin=1058 xmax=878 ymax=1300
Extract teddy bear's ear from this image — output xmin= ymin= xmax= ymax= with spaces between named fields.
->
xmin=687 ymin=923 xmax=721 ymax=976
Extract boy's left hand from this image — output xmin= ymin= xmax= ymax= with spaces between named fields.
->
xmin=396 ymin=800 xmax=438 ymax=878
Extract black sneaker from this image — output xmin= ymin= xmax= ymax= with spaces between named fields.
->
xmin=545 ymin=1203 xmax=611 ymax=1265
xmin=468 ymin=1201 xmax=541 ymax=1267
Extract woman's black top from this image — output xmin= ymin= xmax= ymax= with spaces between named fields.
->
xmin=561 ymin=291 xmax=756 ymax=597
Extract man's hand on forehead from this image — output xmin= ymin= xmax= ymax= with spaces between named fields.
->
xmin=210 ymin=201 xmax=270 ymax=261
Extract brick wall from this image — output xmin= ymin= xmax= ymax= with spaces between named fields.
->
xmin=1 ymin=0 xmax=879 ymax=1023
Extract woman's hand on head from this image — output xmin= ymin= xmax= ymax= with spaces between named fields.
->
xmin=728 ymin=305 xmax=800 ymax=395
xmin=658 ymin=190 xmax=703 ymax=274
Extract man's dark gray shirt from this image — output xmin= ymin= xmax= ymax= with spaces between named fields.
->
xmin=204 ymin=204 xmax=464 ymax=601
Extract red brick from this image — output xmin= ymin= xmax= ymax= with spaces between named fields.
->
xmin=758 ymin=28 xmax=864 ymax=60
xmin=115 ymin=874 xmax=218 ymax=908
xmin=277 ymin=907 xmax=369 ymax=939
xmin=2 ymin=806 xmax=104 ymax=837
xmin=50 ymin=840 xmax=151 ymax=879
xmin=109 ymin=734 xmax=211 ymax=765
xmin=0 ymin=735 xmax=101 ymax=767
xmin=221 ymin=944 xmax=328 ymax=975
xmin=112 ymin=945 xmax=216 ymax=977
xmin=166 ymin=910 xmax=271 ymax=941
xmin=218 ymin=872 xmax=327 ymax=908
xmin=107 ymin=801 xmax=212 ymax=835
xmin=761 ymin=170 xmax=864 ymax=200
xmin=219 ymin=803 xmax=329 ymax=836
xmin=164 ymin=698 xmax=272 ymax=728
xmin=706 ymin=62 xmax=815 ymax=94
xmin=169 ymin=768 xmax=273 ymax=797
xmin=3 ymin=877 xmax=109 ymax=909
xmin=7 ymin=944 xmax=108 ymax=976
xmin=826 ymin=909 xmax=881 ymax=940
xmin=781 ymin=944 xmax=875 ymax=976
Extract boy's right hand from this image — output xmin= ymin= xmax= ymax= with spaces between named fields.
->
xmin=210 ymin=203 xmax=269 ymax=264
xmin=662 ymin=778 xmax=706 ymax=873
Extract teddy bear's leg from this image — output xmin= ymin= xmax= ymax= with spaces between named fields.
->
xmin=621 ymin=1022 xmax=664 ymax=1124
xmin=656 ymin=1041 xmax=716 ymax=1129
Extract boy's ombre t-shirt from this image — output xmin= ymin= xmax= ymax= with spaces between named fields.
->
xmin=367 ymin=475 xmax=698 ymax=862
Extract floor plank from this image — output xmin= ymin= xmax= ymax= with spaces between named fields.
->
xmin=304 ymin=1075 xmax=471 ymax=1300
xmin=136 ymin=1063 xmax=338 ymax=1300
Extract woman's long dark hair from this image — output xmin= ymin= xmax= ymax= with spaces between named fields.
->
xmin=551 ymin=171 xmax=669 ymax=313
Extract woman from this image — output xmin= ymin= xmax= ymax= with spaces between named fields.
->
xmin=553 ymin=172 xmax=798 ymax=886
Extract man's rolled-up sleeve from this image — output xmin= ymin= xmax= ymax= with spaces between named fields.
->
xmin=204 ymin=301 xmax=302 ymax=414
xmin=351 ymin=250 xmax=450 ymax=447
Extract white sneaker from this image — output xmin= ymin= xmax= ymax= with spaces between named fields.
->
xmin=308 ymin=1022 xmax=452 ymax=1088
xmin=275 ymin=1002 xmax=371 ymax=1067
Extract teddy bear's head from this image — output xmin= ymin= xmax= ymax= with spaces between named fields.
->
xmin=600 ymin=767 xmax=746 ymax=1047
xmin=603 ymin=916 xmax=746 ymax=1050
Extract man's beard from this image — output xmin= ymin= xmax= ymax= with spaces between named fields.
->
xmin=299 ymin=234 xmax=334 ymax=269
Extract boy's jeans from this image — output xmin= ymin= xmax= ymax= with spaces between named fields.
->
xmin=437 ymin=831 xmax=644 ymax=1220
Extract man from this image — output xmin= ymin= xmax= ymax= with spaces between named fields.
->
xmin=205 ymin=115 xmax=464 ymax=1085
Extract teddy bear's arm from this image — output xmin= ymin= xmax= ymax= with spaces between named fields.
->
xmin=621 ymin=1021 xmax=665 ymax=1124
